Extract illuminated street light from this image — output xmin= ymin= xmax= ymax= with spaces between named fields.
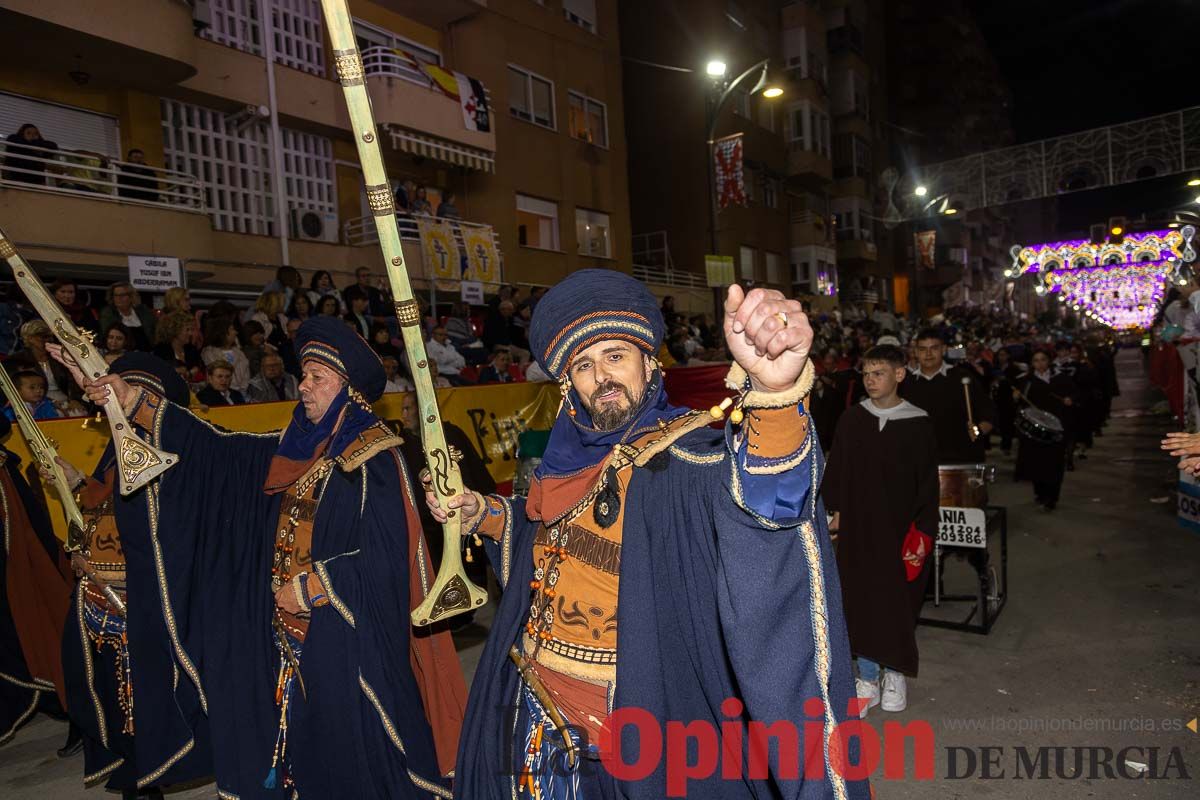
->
xmin=1189 ymin=178 xmax=1200 ymax=187
xmin=914 ymin=185 xmax=928 ymax=197
xmin=706 ymin=60 xmax=727 ymax=77
xmin=944 ymin=207 xmax=958 ymax=215
xmin=1110 ymin=225 xmax=1124 ymax=236
xmin=761 ymin=85 xmax=783 ymax=98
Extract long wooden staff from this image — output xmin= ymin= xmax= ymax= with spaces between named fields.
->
xmin=317 ymin=0 xmax=486 ymax=625
xmin=0 ymin=228 xmax=177 ymax=497
xmin=0 ymin=364 xmax=126 ymax=615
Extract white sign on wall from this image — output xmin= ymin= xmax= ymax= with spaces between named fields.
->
xmin=460 ymin=280 xmax=484 ymax=305
xmin=128 ymin=255 xmax=183 ymax=291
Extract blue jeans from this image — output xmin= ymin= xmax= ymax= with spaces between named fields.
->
xmin=857 ymin=657 xmax=880 ymax=682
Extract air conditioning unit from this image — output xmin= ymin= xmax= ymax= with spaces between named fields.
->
xmin=291 ymin=209 xmax=339 ymax=243
xmin=193 ymin=0 xmax=213 ymax=30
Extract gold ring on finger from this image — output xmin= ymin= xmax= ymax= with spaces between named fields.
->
xmin=774 ymin=311 xmax=789 ymax=328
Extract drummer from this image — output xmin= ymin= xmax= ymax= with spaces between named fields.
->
xmin=900 ymin=329 xmax=995 ymax=464
xmin=1014 ymin=349 xmax=1078 ymax=512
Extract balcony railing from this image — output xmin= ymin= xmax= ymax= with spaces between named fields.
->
xmin=343 ymin=212 xmax=503 ymax=254
xmin=0 ymin=141 xmax=205 ymax=213
xmin=360 ymin=47 xmax=493 ymax=107
xmin=631 ymin=264 xmax=708 ymax=289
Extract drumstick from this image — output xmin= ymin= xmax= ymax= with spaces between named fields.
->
xmin=962 ymin=376 xmax=979 ymax=438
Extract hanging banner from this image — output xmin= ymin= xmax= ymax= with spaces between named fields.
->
xmin=417 ymin=217 xmax=460 ymax=279
xmin=915 ymin=230 xmax=937 ymax=270
xmin=714 ymin=133 xmax=747 ymax=210
xmin=418 ymin=57 xmax=492 ymax=133
xmin=462 ymin=224 xmax=501 ymax=283
xmin=705 ymin=255 xmax=735 ymax=287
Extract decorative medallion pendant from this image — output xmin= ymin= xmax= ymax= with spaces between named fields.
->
xmin=593 ymin=466 xmax=621 ymax=528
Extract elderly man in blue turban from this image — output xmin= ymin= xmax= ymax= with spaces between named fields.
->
xmin=59 ymin=317 xmax=466 ymax=800
xmin=430 ymin=271 xmax=869 ymax=800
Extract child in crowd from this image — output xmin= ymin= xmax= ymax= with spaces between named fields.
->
xmin=196 ymin=362 xmax=246 ymax=406
xmin=6 ymin=370 xmax=60 ymax=420
xmin=381 ymin=356 xmax=414 ymax=393
xmin=822 ymin=344 xmax=939 ymax=717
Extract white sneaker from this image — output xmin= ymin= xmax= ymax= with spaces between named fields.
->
xmin=881 ymin=671 xmax=907 ymax=712
xmin=855 ymin=677 xmax=880 ymax=718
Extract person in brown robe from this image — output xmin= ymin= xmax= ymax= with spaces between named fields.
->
xmin=823 ymin=344 xmax=939 ymax=717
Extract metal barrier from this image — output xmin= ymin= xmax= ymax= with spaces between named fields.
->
xmin=631 ymin=264 xmax=709 ymax=289
xmin=360 ymin=47 xmax=492 ymax=106
xmin=0 ymin=141 xmax=205 ymax=212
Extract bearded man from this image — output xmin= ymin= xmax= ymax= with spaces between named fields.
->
xmin=429 ymin=270 xmax=868 ymax=800
xmin=60 ymin=317 xmax=465 ymax=799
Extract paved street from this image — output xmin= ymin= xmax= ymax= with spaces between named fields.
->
xmin=2 ymin=349 xmax=1197 ymax=798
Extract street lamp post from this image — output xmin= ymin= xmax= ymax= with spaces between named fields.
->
xmin=704 ymin=57 xmax=777 ymax=311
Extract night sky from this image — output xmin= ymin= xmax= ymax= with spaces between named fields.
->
xmin=968 ymin=0 xmax=1200 ymax=233
xmin=969 ymin=0 xmax=1199 ymax=142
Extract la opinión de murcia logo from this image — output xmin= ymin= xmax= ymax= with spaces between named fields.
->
xmin=498 ymin=699 xmax=1193 ymax=796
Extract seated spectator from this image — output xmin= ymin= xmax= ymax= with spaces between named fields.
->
xmin=482 ymin=299 xmax=530 ymax=362
xmin=306 ymin=269 xmax=343 ymax=314
xmin=98 ymin=281 xmax=155 ymax=350
xmin=352 ymin=266 xmax=390 ymax=323
xmin=196 ymin=362 xmax=245 ymax=406
xmin=410 ymin=185 xmax=433 ymax=215
xmin=287 ymin=291 xmax=315 ymax=322
xmin=249 ymin=290 xmax=288 ymax=343
xmin=10 ymin=320 xmax=80 ymax=410
xmin=152 ymin=310 xmax=205 ymax=384
xmin=436 ymin=191 xmax=461 ymax=220
xmin=280 ymin=317 xmax=302 ymax=377
xmin=52 ymin=277 xmax=98 ymax=334
xmin=369 ymin=322 xmax=402 ymax=362
xmin=342 ymin=286 xmax=371 ymax=339
xmin=2 ymin=123 xmax=58 ymax=185
xmin=315 ymin=294 xmax=341 ymax=317
xmin=116 ymin=148 xmax=159 ymax=202
xmin=381 ymin=356 xmax=414 ymax=393
xmin=4 ymin=370 xmax=59 ymax=420
xmin=102 ymin=322 xmax=131 ymax=365
xmin=163 ymin=286 xmax=203 ymax=347
xmin=263 ymin=265 xmax=302 ymax=309
xmin=428 ymin=359 xmax=451 ymax=389
xmin=477 ymin=346 xmax=519 ymax=384
xmin=425 ymin=325 xmax=466 ymax=383
xmin=247 ymin=352 xmax=298 ymax=403
xmin=444 ymin=302 xmax=482 ymax=350
xmin=241 ymin=320 xmax=272 ymax=379
xmin=201 ymin=317 xmax=251 ymax=393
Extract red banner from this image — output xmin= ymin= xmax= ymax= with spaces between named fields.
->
xmin=915 ymin=230 xmax=937 ymax=270
xmin=714 ymin=133 xmax=747 ymax=210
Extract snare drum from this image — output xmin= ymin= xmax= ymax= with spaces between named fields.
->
xmin=1016 ymin=407 xmax=1064 ymax=444
xmin=938 ymin=463 xmax=996 ymax=509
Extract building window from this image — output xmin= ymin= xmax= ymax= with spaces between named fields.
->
xmin=563 ymin=0 xmax=597 ymax=33
xmin=517 ymin=193 xmax=560 ymax=250
xmin=763 ymin=177 xmax=779 ymax=209
xmin=161 ymin=98 xmax=334 ymax=235
xmin=833 ymin=134 xmax=871 ymax=179
xmin=509 ymin=65 xmax=556 ymax=129
xmin=765 ymin=251 xmax=782 ymax=284
xmin=568 ymin=91 xmax=608 ymax=147
xmin=833 ymin=197 xmax=872 ymax=242
xmin=792 ymin=246 xmax=838 ymax=296
xmin=575 ymin=208 xmax=611 ymax=258
xmin=788 ymin=102 xmax=831 ymax=159
xmin=353 ymin=18 xmax=441 ymax=89
xmin=743 ymin=167 xmax=758 ymax=204
xmin=756 ymin=100 xmax=775 ymax=133
xmin=201 ymin=0 xmax=326 ymax=77
xmin=739 ymin=245 xmax=757 ymax=281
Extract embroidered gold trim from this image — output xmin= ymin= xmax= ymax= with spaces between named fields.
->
xmin=76 ymin=584 xmax=109 ymax=747
xmin=137 ymin=737 xmax=195 ymax=787
xmin=315 ymin=558 xmax=355 ymax=628
xmin=336 ymin=422 xmax=403 ymax=472
xmin=798 ymin=519 xmax=848 ymax=800
xmin=358 ymin=674 xmax=454 ymax=799
xmin=725 ymin=358 xmax=816 ymax=408
xmin=632 ymin=411 xmax=714 ymax=466
xmin=217 ymin=790 xmax=241 ymax=799
xmin=84 ymin=756 xmax=125 ymax=787
xmin=667 ymin=445 xmax=724 ymax=465
xmin=499 ymin=496 xmax=514 ymax=586
xmin=0 ymin=670 xmax=45 ymax=691
xmin=0 ymin=469 xmax=9 ymax=554
xmin=0 ymin=689 xmax=39 ymax=745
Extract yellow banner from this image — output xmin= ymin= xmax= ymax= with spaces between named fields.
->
xmin=417 ymin=218 xmax=459 ymax=280
xmin=462 ymin=224 xmax=501 ymax=283
xmin=12 ymin=382 xmax=559 ymax=541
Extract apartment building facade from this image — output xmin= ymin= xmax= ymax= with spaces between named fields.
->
xmin=0 ymin=0 xmax=631 ymax=301
xmin=620 ymin=0 xmax=895 ymax=313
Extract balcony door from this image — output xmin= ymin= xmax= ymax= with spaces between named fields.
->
xmin=0 ymin=91 xmax=120 ymax=157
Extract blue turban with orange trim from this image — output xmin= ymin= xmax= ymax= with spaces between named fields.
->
xmin=294 ymin=316 xmax=386 ymax=402
xmin=529 ymin=269 xmax=666 ymax=382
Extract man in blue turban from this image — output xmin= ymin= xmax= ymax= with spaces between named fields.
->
xmin=431 ymin=270 xmax=869 ymax=799
xmin=60 ymin=317 xmax=466 ymax=799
